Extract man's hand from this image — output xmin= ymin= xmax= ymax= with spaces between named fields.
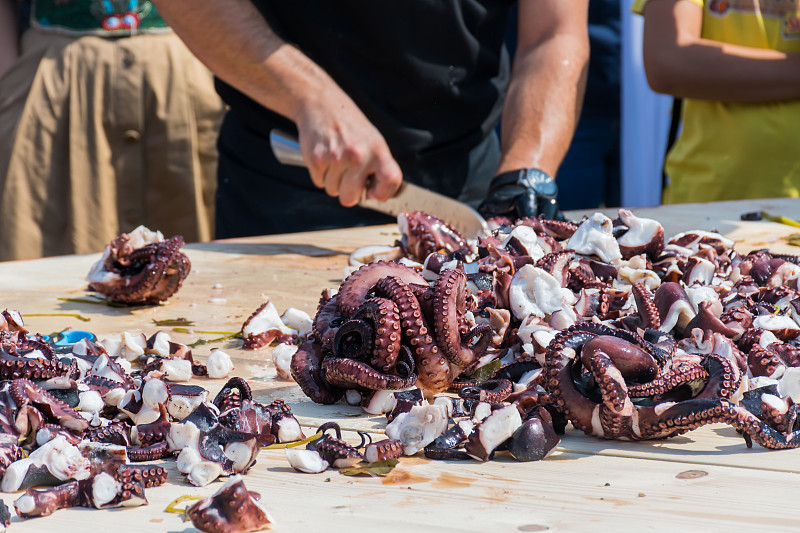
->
xmin=295 ymin=95 xmax=402 ymax=207
xmin=478 ymin=169 xmax=563 ymax=220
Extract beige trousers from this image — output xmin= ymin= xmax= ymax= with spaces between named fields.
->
xmin=0 ymin=28 xmax=225 ymax=261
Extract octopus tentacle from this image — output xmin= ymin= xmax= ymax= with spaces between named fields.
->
xmin=628 ymin=363 xmax=708 ymax=398
xmin=641 ymin=399 xmax=800 ymax=449
xmin=632 ymin=283 xmax=661 ymax=330
xmin=89 ymin=233 xmax=191 ymax=305
xmin=332 ymin=319 xmax=375 ymax=361
xmin=458 ymin=378 xmax=513 ymax=403
xmin=398 ymin=211 xmax=470 ymax=262
xmin=213 ymin=377 xmax=252 ymax=410
xmin=433 ymin=269 xmax=491 ymax=367
xmin=0 ymin=332 xmax=75 ymax=381
xmin=357 ymin=298 xmax=402 ymax=372
xmin=694 ymin=353 xmax=741 ymax=400
xmin=374 ymin=275 xmax=452 ymax=395
xmin=127 ymin=440 xmax=172 ymax=462
xmin=289 ymin=340 xmax=344 ymax=405
xmin=135 ymin=403 xmax=170 ymax=447
xmin=337 ymin=261 xmax=427 ymax=317
xmin=85 ymin=422 xmax=132 ymax=447
xmin=312 ymin=293 xmax=339 ymax=339
xmin=118 ymin=464 xmax=169 ymax=488
xmin=321 ymin=357 xmax=417 ymax=391
xmin=515 ymin=217 xmax=579 ymax=240
xmin=9 ymin=379 xmax=88 ymax=434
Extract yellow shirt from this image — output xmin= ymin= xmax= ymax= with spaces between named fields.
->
xmin=633 ymin=0 xmax=800 ymax=204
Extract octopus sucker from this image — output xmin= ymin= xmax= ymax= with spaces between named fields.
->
xmin=433 ymin=269 xmax=491 ymax=367
xmin=374 ymin=276 xmax=452 ymax=395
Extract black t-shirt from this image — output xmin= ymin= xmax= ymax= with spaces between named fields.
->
xmin=584 ymin=0 xmax=621 ymax=116
xmin=216 ymin=0 xmax=514 ymax=195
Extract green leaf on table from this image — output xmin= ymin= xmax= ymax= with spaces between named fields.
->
xmin=468 ymin=358 xmax=502 ymax=384
xmin=152 ymin=318 xmax=195 ymax=327
xmin=761 ymin=212 xmax=800 ymax=228
xmin=26 ymin=313 xmax=91 ymax=322
xmin=186 ymin=332 xmax=242 ymax=349
xmin=339 ymin=459 xmax=399 ymax=477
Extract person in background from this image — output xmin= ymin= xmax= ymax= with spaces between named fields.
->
xmin=556 ymin=0 xmax=621 ymax=210
xmin=0 ymin=0 xmax=225 ymax=261
xmin=151 ymin=1 xmax=589 ymax=238
xmin=634 ymin=0 xmax=800 ymax=204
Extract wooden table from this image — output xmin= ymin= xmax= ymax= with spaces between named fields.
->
xmin=2 ymin=197 xmax=800 ymax=532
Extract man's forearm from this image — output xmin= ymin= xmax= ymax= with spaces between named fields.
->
xmin=152 ymin=0 xmax=403 ymax=206
xmin=643 ymin=0 xmax=800 ymax=102
xmin=151 ymin=0 xmax=347 ymax=124
xmin=0 ymin=0 xmax=20 ymax=79
xmin=496 ymin=1 xmax=589 ymax=178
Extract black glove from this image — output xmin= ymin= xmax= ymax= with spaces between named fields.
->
xmin=478 ymin=168 xmax=563 ymax=221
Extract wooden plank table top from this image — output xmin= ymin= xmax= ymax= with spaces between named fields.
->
xmin=1 ymin=197 xmax=800 ymax=533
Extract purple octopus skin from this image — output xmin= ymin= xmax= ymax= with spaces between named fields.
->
xmin=186 ymin=477 xmax=273 ymax=533
xmin=614 ymin=209 xmax=665 ymax=260
xmin=14 ymin=481 xmax=82 ymax=518
xmin=0 ymin=434 xmax=24 ymax=478
xmin=337 ymin=261 xmax=427 ymax=317
xmin=9 ymin=378 xmax=88 ymax=434
xmin=290 ymin=339 xmax=345 ymax=405
xmin=310 ymin=422 xmax=364 ymax=468
xmin=88 ymin=231 xmax=191 ymax=305
xmin=506 ymin=407 xmax=561 ymax=461
xmin=0 ymin=331 xmax=75 ymax=381
xmin=631 ymin=283 xmax=661 ymax=330
xmin=135 ymin=403 xmax=171 ymax=447
xmin=515 ymin=216 xmax=579 ymax=240
xmin=458 ymin=379 xmax=514 ymax=404
xmin=653 ymin=282 xmax=696 ymax=336
xmin=364 ymin=438 xmax=403 ymax=463
xmin=685 ymin=300 xmax=742 ymax=340
xmin=433 ymin=269 xmax=492 ymax=368
xmin=544 ymin=323 xmax=800 ymax=448
xmin=398 ymin=211 xmax=471 ymax=263
xmin=374 ymin=275 xmax=452 ymax=395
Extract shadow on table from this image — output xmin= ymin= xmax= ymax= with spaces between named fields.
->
xmin=187 ymin=241 xmax=347 ymax=258
xmin=552 ymin=424 xmax=798 ymax=467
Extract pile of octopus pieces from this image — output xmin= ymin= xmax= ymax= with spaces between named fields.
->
xmin=0 ymin=312 xmax=303 ymax=533
xmin=86 ymin=225 xmax=191 ymax=305
xmin=288 ymin=209 xmax=800 ymax=460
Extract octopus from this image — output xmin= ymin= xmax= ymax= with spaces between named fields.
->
xmin=186 ymin=476 xmax=273 ymax=533
xmin=285 ymin=208 xmax=800 ymax=454
xmin=291 ymin=259 xmax=493 ymax=399
xmin=86 ymin=225 xmax=191 ymax=305
xmin=544 ymin=323 xmax=800 ymax=448
xmin=397 ymin=211 xmax=472 ymax=263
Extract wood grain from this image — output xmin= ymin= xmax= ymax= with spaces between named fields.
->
xmin=1 ymin=197 xmax=799 ymax=532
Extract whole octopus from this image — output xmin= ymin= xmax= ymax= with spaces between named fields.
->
xmin=289 ymin=209 xmax=800 ymax=453
xmin=87 ymin=225 xmax=191 ymax=305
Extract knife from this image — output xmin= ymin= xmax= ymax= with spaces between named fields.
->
xmin=269 ymin=130 xmax=489 ymax=240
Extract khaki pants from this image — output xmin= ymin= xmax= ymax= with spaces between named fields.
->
xmin=0 ymin=28 xmax=225 ymax=261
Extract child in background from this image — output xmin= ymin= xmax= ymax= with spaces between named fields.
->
xmin=634 ymin=0 xmax=800 ymax=204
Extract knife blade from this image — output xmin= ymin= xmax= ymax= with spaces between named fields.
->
xmin=269 ymin=130 xmax=489 ymax=240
